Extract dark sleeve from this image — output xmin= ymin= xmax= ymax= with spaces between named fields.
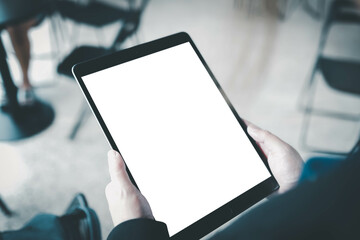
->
xmin=107 ymin=218 xmax=170 ymax=240
xmin=209 ymin=150 xmax=360 ymax=240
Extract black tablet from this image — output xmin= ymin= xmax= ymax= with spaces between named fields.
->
xmin=72 ymin=32 xmax=279 ymax=240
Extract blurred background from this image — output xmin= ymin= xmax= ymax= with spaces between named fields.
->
xmin=0 ymin=0 xmax=359 ymax=238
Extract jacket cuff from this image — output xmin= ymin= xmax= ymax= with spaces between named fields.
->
xmin=107 ymin=218 xmax=169 ymax=240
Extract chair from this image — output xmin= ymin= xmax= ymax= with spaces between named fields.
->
xmin=299 ymin=0 xmax=360 ymax=155
xmin=56 ymin=0 xmax=149 ymax=139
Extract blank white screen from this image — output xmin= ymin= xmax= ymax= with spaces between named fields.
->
xmin=82 ymin=42 xmax=271 ymax=236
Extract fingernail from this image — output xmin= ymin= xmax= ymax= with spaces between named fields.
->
xmin=108 ymin=150 xmax=118 ymax=168
xmin=108 ymin=150 xmax=117 ymax=158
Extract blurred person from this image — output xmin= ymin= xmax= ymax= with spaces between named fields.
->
xmin=105 ymin=122 xmax=360 ymax=240
xmin=0 ymin=122 xmax=358 ymax=239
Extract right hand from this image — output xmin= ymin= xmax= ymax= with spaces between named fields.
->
xmin=246 ymin=121 xmax=304 ymax=193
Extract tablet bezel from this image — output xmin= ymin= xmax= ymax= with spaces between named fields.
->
xmin=72 ymin=32 xmax=279 ymax=240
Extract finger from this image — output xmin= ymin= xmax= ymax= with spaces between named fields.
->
xmin=243 ymin=121 xmax=267 ymax=156
xmin=247 ymin=125 xmax=285 ymax=154
xmin=107 ymin=150 xmax=133 ymax=188
xmin=247 ymin=123 xmax=264 ymax=142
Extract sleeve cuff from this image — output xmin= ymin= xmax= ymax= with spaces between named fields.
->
xmin=107 ymin=218 xmax=169 ymax=240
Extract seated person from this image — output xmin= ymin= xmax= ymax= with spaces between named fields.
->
xmin=1 ymin=122 xmax=358 ymax=239
xmin=105 ymin=122 xmax=360 ymax=239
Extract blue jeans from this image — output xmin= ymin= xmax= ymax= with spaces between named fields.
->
xmin=0 ymin=214 xmax=66 ymax=240
xmin=299 ymin=156 xmax=345 ymax=183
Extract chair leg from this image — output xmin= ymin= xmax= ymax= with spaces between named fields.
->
xmin=300 ymin=73 xmax=316 ymax=152
xmin=69 ymin=101 xmax=91 ymax=140
xmin=49 ymin=15 xmax=63 ymax=61
xmin=0 ymin=196 xmax=14 ymax=217
xmin=297 ymin=58 xmax=320 ymax=111
xmin=299 ymin=76 xmax=358 ymax=156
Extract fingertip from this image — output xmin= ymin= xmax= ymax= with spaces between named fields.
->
xmin=108 ymin=149 xmax=118 ymax=158
xmin=247 ymin=124 xmax=260 ymax=139
xmin=108 ymin=150 xmax=129 ymax=183
xmin=108 ymin=150 xmax=121 ymax=171
xmin=108 ymin=150 xmax=125 ymax=164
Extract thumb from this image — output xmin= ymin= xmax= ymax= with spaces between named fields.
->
xmin=108 ymin=150 xmax=133 ymax=188
xmin=247 ymin=123 xmax=267 ymax=143
xmin=247 ymin=124 xmax=285 ymax=155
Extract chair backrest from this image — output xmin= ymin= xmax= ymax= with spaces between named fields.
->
xmin=110 ymin=0 xmax=150 ymax=49
xmin=56 ymin=0 xmax=148 ymax=27
xmin=56 ymin=0 xmax=149 ymax=49
xmin=314 ymin=0 xmax=360 ymax=94
xmin=318 ymin=57 xmax=360 ymax=94
xmin=56 ymin=0 xmax=150 ymax=77
xmin=318 ymin=0 xmax=360 ymax=54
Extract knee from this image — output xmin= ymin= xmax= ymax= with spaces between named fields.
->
xmin=7 ymin=25 xmax=28 ymax=45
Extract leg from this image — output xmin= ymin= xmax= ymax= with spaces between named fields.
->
xmin=6 ymin=19 xmax=37 ymax=90
xmin=1 ymin=214 xmax=66 ymax=240
xmin=0 ymin=194 xmax=101 ymax=240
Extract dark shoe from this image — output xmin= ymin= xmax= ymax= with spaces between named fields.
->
xmin=60 ymin=193 xmax=102 ymax=240
xmin=65 ymin=193 xmax=88 ymax=214
xmin=0 ymin=90 xmax=10 ymax=110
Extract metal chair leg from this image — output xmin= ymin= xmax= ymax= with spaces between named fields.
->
xmin=0 ymin=196 xmax=14 ymax=217
xmin=299 ymin=76 xmax=359 ymax=156
xmin=69 ymin=101 xmax=91 ymax=140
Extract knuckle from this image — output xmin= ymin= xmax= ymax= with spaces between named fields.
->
xmin=283 ymin=143 xmax=295 ymax=153
xmin=105 ymin=181 xmax=135 ymax=200
xmin=263 ymin=130 xmax=272 ymax=138
xmin=105 ymin=182 xmax=113 ymax=196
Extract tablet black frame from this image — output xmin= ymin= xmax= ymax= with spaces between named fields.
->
xmin=72 ymin=32 xmax=279 ymax=240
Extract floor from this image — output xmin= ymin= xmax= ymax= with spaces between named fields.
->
xmin=1 ymin=0 xmax=360 ymax=239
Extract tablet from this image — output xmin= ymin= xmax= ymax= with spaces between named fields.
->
xmin=72 ymin=32 xmax=279 ymax=240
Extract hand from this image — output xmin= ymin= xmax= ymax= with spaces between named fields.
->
xmin=105 ymin=150 xmax=154 ymax=227
xmin=246 ymin=121 xmax=304 ymax=193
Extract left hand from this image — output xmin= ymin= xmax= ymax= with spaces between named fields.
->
xmin=105 ymin=150 xmax=154 ymax=227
